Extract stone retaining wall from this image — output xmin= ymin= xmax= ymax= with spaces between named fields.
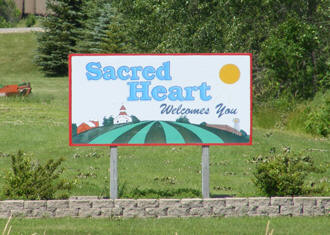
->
xmin=0 ymin=197 xmax=328 ymax=218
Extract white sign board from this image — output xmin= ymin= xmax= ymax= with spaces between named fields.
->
xmin=69 ymin=54 xmax=252 ymax=146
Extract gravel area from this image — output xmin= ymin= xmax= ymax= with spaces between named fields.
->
xmin=0 ymin=27 xmax=44 ymax=34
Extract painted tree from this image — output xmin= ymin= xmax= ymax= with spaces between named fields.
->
xmin=103 ymin=116 xmax=114 ymax=126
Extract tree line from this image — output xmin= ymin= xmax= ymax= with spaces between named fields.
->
xmin=34 ymin=0 xmax=329 ymax=101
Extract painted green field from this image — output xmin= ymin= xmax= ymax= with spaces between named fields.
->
xmin=0 ymin=33 xmax=329 ymax=199
xmin=73 ymin=120 xmax=250 ymax=144
xmin=1 ymin=216 xmax=330 ymax=235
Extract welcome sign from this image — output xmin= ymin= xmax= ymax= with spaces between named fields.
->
xmin=69 ymin=54 xmax=252 ymax=146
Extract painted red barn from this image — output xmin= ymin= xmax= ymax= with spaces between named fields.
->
xmin=77 ymin=121 xmax=99 ymax=134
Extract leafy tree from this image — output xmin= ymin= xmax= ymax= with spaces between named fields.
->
xmin=176 ymin=116 xmax=190 ymax=123
xmin=35 ymin=0 xmax=328 ymax=100
xmin=103 ymin=116 xmax=114 ymax=126
xmin=259 ymin=15 xmax=328 ymax=99
xmin=111 ymin=0 xmax=329 ymax=100
xmin=35 ymin=0 xmax=88 ymax=76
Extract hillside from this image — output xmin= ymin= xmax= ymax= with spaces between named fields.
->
xmin=0 ymin=33 xmax=329 ymax=198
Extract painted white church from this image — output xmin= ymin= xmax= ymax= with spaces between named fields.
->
xmin=114 ymin=105 xmax=132 ymax=124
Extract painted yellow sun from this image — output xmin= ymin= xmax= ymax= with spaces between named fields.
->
xmin=219 ymin=64 xmax=240 ymax=84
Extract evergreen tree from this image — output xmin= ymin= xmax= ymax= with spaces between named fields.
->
xmin=76 ymin=1 xmax=131 ymax=53
xmin=75 ymin=0 xmax=109 ymax=53
xmin=131 ymin=115 xmax=140 ymax=123
xmin=71 ymin=123 xmax=77 ymax=136
xmin=35 ymin=0 xmax=88 ymax=76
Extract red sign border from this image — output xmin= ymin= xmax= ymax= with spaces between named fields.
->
xmin=69 ymin=53 xmax=252 ymax=146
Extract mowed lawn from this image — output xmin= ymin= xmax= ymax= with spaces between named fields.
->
xmin=1 ymin=216 xmax=330 ymax=235
xmin=0 ymin=33 xmax=329 ymax=198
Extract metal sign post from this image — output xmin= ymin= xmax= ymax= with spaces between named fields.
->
xmin=110 ymin=146 xmax=118 ymax=199
xmin=202 ymin=145 xmax=210 ymax=198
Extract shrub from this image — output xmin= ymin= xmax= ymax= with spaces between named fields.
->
xmin=252 ymin=148 xmax=324 ymax=196
xmin=0 ymin=0 xmax=20 ymax=27
xmin=2 ymin=151 xmax=71 ymax=200
xmin=25 ymin=14 xmax=36 ymax=27
xmin=304 ymin=91 xmax=330 ymax=137
xmin=0 ymin=16 xmax=11 ymax=28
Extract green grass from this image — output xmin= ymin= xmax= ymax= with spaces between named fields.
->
xmin=0 ymin=33 xmax=329 ymax=199
xmin=15 ymin=15 xmax=41 ymax=28
xmin=1 ymin=216 xmax=329 ymax=235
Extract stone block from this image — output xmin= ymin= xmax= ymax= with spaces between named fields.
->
xmin=213 ymin=207 xmax=234 ymax=217
xmin=223 ymin=207 xmax=236 ymax=217
xmin=259 ymin=206 xmax=279 ymax=216
xmin=0 ymin=211 xmax=9 ymax=218
xmin=55 ymin=208 xmax=78 ymax=217
xmin=99 ymin=207 xmax=122 ymax=217
xmin=312 ymin=206 xmax=325 ymax=216
xmin=69 ymin=196 xmax=99 ymax=200
xmin=145 ymin=208 xmax=167 ymax=217
xmin=24 ymin=200 xmax=46 ymax=210
xmin=189 ymin=207 xmax=212 ymax=217
xmin=78 ymin=208 xmax=102 ymax=217
xmin=302 ymin=206 xmax=314 ymax=216
xmin=0 ymin=201 xmax=24 ymax=210
xmin=293 ymin=197 xmax=316 ymax=207
xmin=247 ymin=205 xmax=259 ymax=216
xmin=11 ymin=209 xmax=31 ymax=217
xmin=99 ymin=208 xmax=112 ymax=217
xmin=137 ymin=199 xmax=159 ymax=208
xmin=167 ymin=208 xmax=188 ymax=217
xmin=92 ymin=199 xmax=114 ymax=208
xmin=271 ymin=197 xmax=293 ymax=206
xmin=316 ymin=197 xmax=330 ymax=209
xmin=47 ymin=200 xmax=69 ymax=210
xmin=181 ymin=199 xmax=203 ymax=208
xmin=234 ymin=206 xmax=249 ymax=216
xmin=267 ymin=206 xmax=280 ymax=217
xmin=203 ymin=199 xmax=225 ymax=208
xmin=29 ymin=209 xmax=53 ymax=218
xmin=115 ymin=199 xmax=137 ymax=209
xmin=226 ymin=198 xmax=248 ymax=207
xmin=123 ymin=208 xmax=145 ymax=217
xmin=248 ymin=197 xmax=270 ymax=207
xmin=69 ymin=200 xmax=92 ymax=209
xmin=280 ymin=206 xmax=301 ymax=216
xmin=111 ymin=207 xmax=123 ymax=216
xmin=159 ymin=199 xmax=181 ymax=209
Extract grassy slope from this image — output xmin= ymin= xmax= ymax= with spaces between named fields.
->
xmin=1 ymin=217 xmax=330 ymax=235
xmin=0 ymin=33 xmax=329 ymax=198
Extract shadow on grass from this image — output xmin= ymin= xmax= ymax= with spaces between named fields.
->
xmin=210 ymin=194 xmax=235 ymax=198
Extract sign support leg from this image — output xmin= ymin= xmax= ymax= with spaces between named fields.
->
xmin=202 ymin=145 xmax=210 ymax=198
xmin=110 ymin=146 xmax=118 ymax=199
